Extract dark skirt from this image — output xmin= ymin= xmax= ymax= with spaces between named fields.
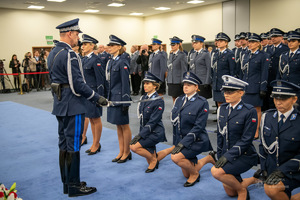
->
xmin=198 ymin=84 xmax=212 ymax=99
xmin=242 ymin=93 xmax=263 ymax=107
xmin=222 ymin=156 xmax=254 ymax=182
xmin=181 ymin=148 xmax=199 ymax=164
xmin=168 ymin=83 xmax=183 ymax=98
xmin=107 ymin=106 xmax=129 ymax=125
xmin=85 ymin=100 xmax=102 ymax=118
xmin=139 ymin=137 xmax=158 ymax=154
xmin=213 ymin=90 xmax=225 ymax=102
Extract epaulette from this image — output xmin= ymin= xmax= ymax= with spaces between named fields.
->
xmin=243 ymin=103 xmax=254 ymax=110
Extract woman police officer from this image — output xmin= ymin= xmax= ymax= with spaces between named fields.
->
xmin=211 ymin=32 xmax=236 ymax=106
xmin=258 ymin=80 xmax=300 ymax=200
xmin=80 ymin=34 xmax=105 ymax=155
xmin=106 ymin=35 xmax=132 ymax=163
xmin=130 ymin=72 xmax=167 ymax=173
xmin=211 ymin=75 xmax=258 ymax=200
xmin=240 ymin=33 xmax=270 ymax=139
xmin=170 ymin=71 xmax=213 ymax=187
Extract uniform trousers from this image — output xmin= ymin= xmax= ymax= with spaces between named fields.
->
xmin=57 ymin=114 xmax=84 ymax=152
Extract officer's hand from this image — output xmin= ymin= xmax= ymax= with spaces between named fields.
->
xmin=171 ymin=143 xmax=184 ymax=154
xmin=130 ymin=135 xmax=141 ymax=145
xmin=266 ymin=170 xmax=285 ymax=185
xmin=97 ymin=96 xmax=108 ymax=106
xmin=122 ymin=106 xmax=129 ymax=113
xmin=253 ymin=169 xmax=268 ymax=182
xmin=260 ymin=91 xmax=266 ymax=99
xmin=215 ymin=156 xmax=228 ymax=168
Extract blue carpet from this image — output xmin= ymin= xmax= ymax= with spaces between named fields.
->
xmin=0 ymin=101 xmax=299 ymax=200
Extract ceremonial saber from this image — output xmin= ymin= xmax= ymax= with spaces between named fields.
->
xmin=107 ymin=96 xmax=163 ymax=106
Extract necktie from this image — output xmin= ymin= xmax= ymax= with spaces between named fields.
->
xmin=278 ymin=114 xmax=285 ymax=129
xmin=228 ymin=107 xmax=233 ymax=116
xmin=289 ymin=52 xmax=294 ymax=59
xmin=181 ymin=97 xmax=187 ymax=108
xmin=196 ymin=52 xmax=199 ymax=56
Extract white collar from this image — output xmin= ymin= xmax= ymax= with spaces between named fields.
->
xmin=278 ymin=107 xmax=294 ymax=122
xmin=230 ymin=100 xmax=242 ymax=109
xmin=290 ymin=48 xmax=299 ymax=55
xmin=86 ymin=51 xmax=93 ymax=58
xmin=274 ymin=43 xmax=281 ymax=48
xmin=154 ymin=50 xmax=159 ymax=54
xmin=147 ymin=91 xmax=156 ymax=98
xmin=186 ymin=92 xmax=197 ymax=100
xmin=195 ymin=48 xmax=203 ymax=53
xmin=220 ymin=48 xmax=226 ymax=53
xmin=173 ymin=49 xmax=179 ymax=55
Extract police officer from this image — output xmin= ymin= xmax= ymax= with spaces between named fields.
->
xmin=189 ymin=35 xmax=212 ymax=99
xmin=211 ymin=75 xmax=258 ymax=200
xmin=239 ymin=32 xmax=250 ymax=72
xmin=277 ymin=31 xmax=300 ymax=110
xmin=167 ymin=36 xmax=188 ymax=102
xmin=129 ymin=45 xmax=141 ymax=96
xmin=171 ymin=71 xmax=213 ymax=187
xmin=106 ymin=35 xmax=132 ymax=163
xmin=148 ymin=38 xmax=167 ymax=96
xmin=241 ymin=33 xmax=270 ymax=139
xmin=260 ymin=33 xmax=270 ymax=54
xmin=258 ymin=80 xmax=300 ymax=200
xmin=266 ymin=28 xmax=289 ymax=109
xmin=47 ymin=18 xmax=107 ymax=197
xmin=233 ymin=34 xmax=242 ymax=78
xmin=97 ymin=44 xmax=111 ymax=97
xmin=80 ymin=34 xmax=105 ymax=155
xmin=130 ymin=72 xmax=167 ymax=172
xmin=211 ymin=32 xmax=236 ymax=106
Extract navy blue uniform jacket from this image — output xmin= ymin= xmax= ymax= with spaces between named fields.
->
xmin=138 ymin=92 xmax=166 ymax=142
xmin=241 ymin=50 xmax=269 ymax=93
xmin=171 ymin=94 xmax=212 ymax=152
xmin=48 ymin=42 xmax=100 ymax=116
xmin=259 ymin=109 xmax=300 ymax=181
xmin=217 ymin=101 xmax=258 ymax=165
xmin=277 ymin=48 xmax=300 ymax=86
xmin=211 ymin=49 xmax=236 ymax=91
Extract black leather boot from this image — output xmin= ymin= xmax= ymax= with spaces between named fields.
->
xmin=66 ymin=151 xmax=97 ymax=197
xmin=59 ymin=150 xmax=68 ymax=194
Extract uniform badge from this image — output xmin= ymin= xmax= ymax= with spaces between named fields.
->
xmin=116 ymin=56 xmax=120 ymax=61
xmin=158 ymin=106 xmax=162 ymax=110
xmin=124 ymin=66 xmax=128 ymax=69
xmin=273 ymin=111 xmax=278 ymax=118
xmin=252 ymin=118 xmax=257 ymax=122
xmin=191 ymin=97 xmax=195 ymax=101
xmin=237 ymin=105 xmax=243 ymax=110
xmin=290 ymin=114 xmax=297 ymax=120
xmin=232 ymin=57 xmax=235 ymax=60
xmin=97 ymin=63 xmax=101 ymax=66
xmin=204 ymin=108 xmax=208 ymax=113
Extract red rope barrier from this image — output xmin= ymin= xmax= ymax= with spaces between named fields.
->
xmin=0 ymin=71 xmax=49 ymax=76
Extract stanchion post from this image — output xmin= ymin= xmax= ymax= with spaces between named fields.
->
xmin=18 ymin=72 xmax=23 ymax=95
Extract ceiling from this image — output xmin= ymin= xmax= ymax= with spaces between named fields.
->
xmin=0 ymin=0 xmax=227 ymax=17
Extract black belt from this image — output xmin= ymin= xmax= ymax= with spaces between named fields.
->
xmin=61 ymin=84 xmax=69 ymax=88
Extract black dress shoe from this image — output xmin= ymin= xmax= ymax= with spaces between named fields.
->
xmin=112 ymin=157 xmax=121 ymax=162
xmin=88 ymin=144 xmax=101 ymax=155
xmin=145 ymin=160 xmax=159 ymax=173
xmin=183 ymin=174 xmax=200 ymax=187
xmin=81 ymin=137 xmax=87 ymax=146
xmin=209 ymin=151 xmax=217 ymax=162
xmin=64 ymin=182 xmax=87 ymax=194
xmin=212 ymin=110 xmax=217 ymax=114
xmin=85 ymin=149 xmax=91 ymax=153
xmin=117 ymin=152 xmax=132 ymax=163
xmin=68 ymin=184 xmax=97 ymax=197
